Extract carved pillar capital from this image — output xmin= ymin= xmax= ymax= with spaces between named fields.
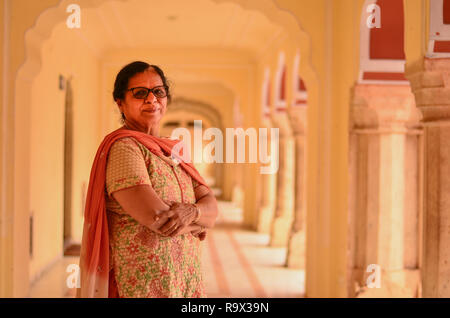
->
xmin=287 ymin=106 xmax=307 ymax=136
xmin=350 ymin=84 xmax=422 ymax=131
xmin=406 ymin=58 xmax=450 ymax=122
xmin=261 ymin=115 xmax=274 ymax=129
xmin=270 ymin=110 xmax=294 ymax=138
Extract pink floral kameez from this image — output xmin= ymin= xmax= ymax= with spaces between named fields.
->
xmin=105 ymin=137 xmax=205 ymax=298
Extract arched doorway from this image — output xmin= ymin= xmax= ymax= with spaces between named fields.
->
xmin=160 ymin=97 xmax=225 ymax=197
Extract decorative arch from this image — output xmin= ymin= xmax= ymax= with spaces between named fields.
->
xmin=274 ymin=51 xmax=287 ymax=110
xmin=162 ymin=97 xmax=223 ymax=130
xmin=261 ymin=67 xmax=271 ymax=119
xmin=292 ymin=50 xmax=307 ymax=106
xmin=428 ymin=0 xmax=450 ymax=57
xmin=359 ymin=0 xmax=407 ymax=84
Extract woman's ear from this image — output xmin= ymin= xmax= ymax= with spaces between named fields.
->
xmin=116 ymin=99 xmax=123 ymax=113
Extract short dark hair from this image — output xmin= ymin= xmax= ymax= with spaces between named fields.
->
xmin=112 ymin=61 xmax=171 ymax=103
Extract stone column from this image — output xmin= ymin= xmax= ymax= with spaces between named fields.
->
xmin=269 ymin=110 xmax=295 ymax=247
xmin=285 ymin=107 xmax=307 ymax=268
xmin=256 ymin=116 xmax=277 ymax=234
xmin=406 ymin=58 xmax=450 ymax=298
xmin=348 ymin=84 xmax=422 ymax=297
xmin=230 ymin=131 xmax=245 ymax=213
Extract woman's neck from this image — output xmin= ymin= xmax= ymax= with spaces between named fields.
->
xmin=123 ymin=121 xmax=160 ymax=137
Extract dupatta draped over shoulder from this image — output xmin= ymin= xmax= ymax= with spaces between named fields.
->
xmin=77 ymin=128 xmax=209 ymax=298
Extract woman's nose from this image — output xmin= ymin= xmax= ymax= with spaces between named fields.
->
xmin=145 ymin=91 xmax=157 ymax=103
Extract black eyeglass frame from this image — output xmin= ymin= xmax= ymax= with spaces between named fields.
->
xmin=126 ymin=85 xmax=168 ymax=99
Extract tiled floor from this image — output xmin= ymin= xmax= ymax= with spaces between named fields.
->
xmin=29 ymin=201 xmax=305 ymax=298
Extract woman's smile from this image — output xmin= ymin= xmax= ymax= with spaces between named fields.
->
xmin=142 ymin=107 xmax=160 ymax=113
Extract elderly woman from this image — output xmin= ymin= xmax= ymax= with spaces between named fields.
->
xmin=78 ymin=61 xmax=218 ymax=298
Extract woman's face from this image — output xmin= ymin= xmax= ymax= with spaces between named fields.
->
xmin=117 ymin=68 xmax=168 ymax=132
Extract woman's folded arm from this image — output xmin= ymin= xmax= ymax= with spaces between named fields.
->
xmin=111 ymin=184 xmax=170 ymax=232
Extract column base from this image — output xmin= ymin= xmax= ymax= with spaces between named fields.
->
xmin=270 ymin=216 xmax=293 ymax=247
xmin=256 ymin=205 xmax=275 ymax=234
xmin=286 ymin=229 xmax=306 ymax=269
xmin=351 ymin=268 xmax=421 ymax=298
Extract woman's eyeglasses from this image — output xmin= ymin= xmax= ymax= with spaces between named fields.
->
xmin=127 ymin=86 xmax=168 ymax=99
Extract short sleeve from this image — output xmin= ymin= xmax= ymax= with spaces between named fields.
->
xmin=105 ymin=137 xmax=151 ymax=197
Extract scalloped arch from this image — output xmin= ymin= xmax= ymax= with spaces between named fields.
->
xmin=17 ymin=0 xmax=316 ymax=98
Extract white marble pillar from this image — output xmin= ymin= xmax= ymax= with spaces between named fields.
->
xmin=348 ymin=84 xmax=422 ymax=297
xmin=256 ymin=116 xmax=277 ymax=234
xmin=269 ymin=110 xmax=295 ymax=247
xmin=286 ymin=107 xmax=307 ymax=268
xmin=406 ymin=58 xmax=450 ymax=297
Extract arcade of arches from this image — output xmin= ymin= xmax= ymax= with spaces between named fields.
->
xmin=1 ymin=0 xmax=449 ymax=298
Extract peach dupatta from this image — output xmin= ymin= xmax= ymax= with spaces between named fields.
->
xmin=76 ymin=128 xmax=208 ymax=298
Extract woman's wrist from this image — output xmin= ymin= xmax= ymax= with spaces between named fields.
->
xmin=192 ymin=203 xmax=201 ymax=224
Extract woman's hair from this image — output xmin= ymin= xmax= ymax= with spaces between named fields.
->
xmin=112 ymin=61 xmax=171 ymax=104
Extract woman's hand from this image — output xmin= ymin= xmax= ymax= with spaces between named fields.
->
xmin=191 ymin=226 xmax=207 ymax=241
xmin=148 ymin=212 xmax=171 ymax=236
xmin=157 ymin=201 xmax=199 ymax=237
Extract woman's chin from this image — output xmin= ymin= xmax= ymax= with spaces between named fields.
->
xmin=141 ymin=109 xmax=165 ymax=119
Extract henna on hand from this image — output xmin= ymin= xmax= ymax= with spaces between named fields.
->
xmin=158 ymin=202 xmax=199 ymax=237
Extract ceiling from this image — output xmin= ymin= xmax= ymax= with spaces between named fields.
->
xmin=64 ymin=0 xmax=284 ymax=59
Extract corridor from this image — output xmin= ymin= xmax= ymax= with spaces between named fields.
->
xmin=29 ymin=202 xmax=305 ymax=298
xmin=3 ymin=0 xmax=449 ymax=298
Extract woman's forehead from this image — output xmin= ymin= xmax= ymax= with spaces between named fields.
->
xmin=128 ymin=68 xmax=162 ymax=87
